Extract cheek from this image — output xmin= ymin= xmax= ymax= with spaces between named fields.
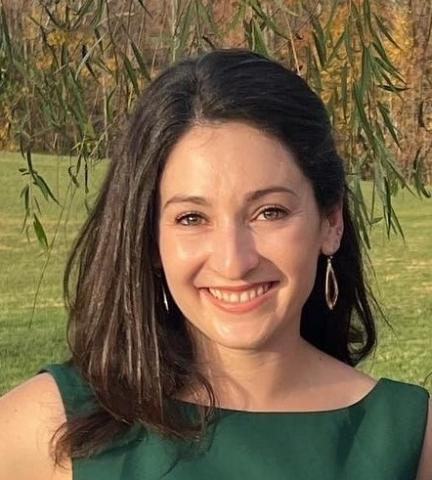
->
xmin=262 ymin=221 xmax=321 ymax=302
xmin=159 ymin=228 xmax=203 ymax=275
xmin=262 ymin=219 xmax=321 ymax=264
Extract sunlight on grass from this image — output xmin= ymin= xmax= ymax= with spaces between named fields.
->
xmin=0 ymin=151 xmax=431 ymax=394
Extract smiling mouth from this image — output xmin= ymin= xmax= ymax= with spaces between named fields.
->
xmin=206 ymin=282 xmax=274 ymax=303
xmin=200 ymin=281 xmax=278 ymax=312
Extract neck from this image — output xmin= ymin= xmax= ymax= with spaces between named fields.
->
xmin=179 ymin=324 xmax=322 ymax=410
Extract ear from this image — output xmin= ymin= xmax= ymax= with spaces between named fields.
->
xmin=320 ymin=202 xmax=344 ymax=256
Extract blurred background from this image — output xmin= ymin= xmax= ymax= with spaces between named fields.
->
xmin=0 ymin=0 xmax=431 ymax=394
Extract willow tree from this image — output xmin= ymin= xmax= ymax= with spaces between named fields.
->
xmin=0 ymin=0 xmax=430 ymax=252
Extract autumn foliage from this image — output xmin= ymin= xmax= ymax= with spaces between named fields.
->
xmin=0 ymin=0 xmax=430 ymax=248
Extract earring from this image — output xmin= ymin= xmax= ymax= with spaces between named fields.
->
xmin=154 ymin=267 xmax=169 ymax=313
xmin=162 ymin=284 xmax=169 ymax=312
xmin=325 ymin=255 xmax=339 ymax=310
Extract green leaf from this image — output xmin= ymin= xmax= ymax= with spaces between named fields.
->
xmin=43 ymin=6 xmax=65 ymax=29
xmin=25 ymin=149 xmax=36 ymax=175
xmin=341 ymin=63 xmax=348 ymax=121
xmin=309 ymin=7 xmax=326 ymax=47
xmin=351 ymin=181 xmax=371 ymax=249
xmin=251 ymin=17 xmax=268 ymax=56
xmin=363 ymin=0 xmax=373 ymax=33
xmin=67 ymin=103 xmax=85 ymax=134
xmin=248 ymin=0 xmax=287 ymax=39
xmin=377 ymin=83 xmax=408 ymax=93
xmin=310 ymin=10 xmax=326 ymax=67
xmin=19 ymin=185 xmax=30 ymax=214
xmin=122 ymin=54 xmax=140 ymax=96
xmin=327 ymin=29 xmax=346 ymax=64
xmin=371 ymin=38 xmax=401 ymax=78
xmin=312 ymin=31 xmax=326 ymax=67
xmin=412 ymin=148 xmax=432 ymax=198
xmin=344 ymin=23 xmax=354 ymax=65
xmin=373 ymin=54 xmax=405 ymax=84
xmin=130 ymin=40 xmax=151 ymax=81
xmin=33 ymin=213 xmax=49 ymax=249
xmin=104 ymin=87 xmax=116 ymax=123
xmin=353 ymin=83 xmax=375 ymax=145
xmin=68 ymin=165 xmax=80 ymax=187
xmin=377 ymin=101 xmax=401 ymax=148
xmin=359 ymin=47 xmax=372 ymax=97
xmin=373 ymin=13 xmax=400 ymax=49
xmin=383 ymin=177 xmax=404 ymax=239
xmin=75 ymin=34 xmax=105 ymax=80
xmin=305 ymin=45 xmax=322 ymax=92
xmin=34 ymin=173 xmax=61 ymax=205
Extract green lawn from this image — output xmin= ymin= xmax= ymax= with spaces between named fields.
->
xmin=0 ymin=151 xmax=431 ymax=394
xmin=360 ymin=184 xmax=432 ymax=386
xmin=0 ymin=151 xmax=107 ymax=393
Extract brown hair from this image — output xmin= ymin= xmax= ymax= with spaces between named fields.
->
xmin=56 ymin=48 xmax=378 ymax=460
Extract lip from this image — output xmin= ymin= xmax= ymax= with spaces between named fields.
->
xmin=200 ymin=281 xmax=278 ymax=314
xmin=204 ymin=282 xmax=274 ymax=292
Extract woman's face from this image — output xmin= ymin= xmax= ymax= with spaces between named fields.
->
xmin=157 ymin=121 xmax=342 ymax=354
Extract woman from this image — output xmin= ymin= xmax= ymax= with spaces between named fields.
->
xmin=0 ymin=49 xmax=431 ymax=479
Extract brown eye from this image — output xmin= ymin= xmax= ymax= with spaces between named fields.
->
xmin=175 ymin=213 xmax=206 ymax=226
xmin=256 ymin=207 xmax=289 ymax=221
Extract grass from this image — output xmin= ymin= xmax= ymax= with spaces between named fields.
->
xmin=0 ymin=151 xmax=431 ymax=394
xmin=0 ymin=151 xmax=107 ymax=393
xmin=360 ymin=184 xmax=432 ymax=386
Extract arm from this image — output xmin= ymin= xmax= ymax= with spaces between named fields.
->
xmin=416 ymin=398 xmax=432 ymax=480
xmin=0 ymin=373 xmax=71 ymax=480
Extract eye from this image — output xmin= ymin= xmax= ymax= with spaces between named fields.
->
xmin=255 ymin=206 xmax=289 ymax=221
xmin=175 ymin=212 xmax=206 ymax=226
xmin=174 ymin=206 xmax=289 ymax=226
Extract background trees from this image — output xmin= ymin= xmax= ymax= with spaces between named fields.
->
xmin=0 ymin=0 xmax=431 ymax=248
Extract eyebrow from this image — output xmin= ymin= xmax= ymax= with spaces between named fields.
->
xmin=162 ymin=186 xmax=298 ymax=211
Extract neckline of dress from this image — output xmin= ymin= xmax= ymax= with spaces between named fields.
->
xmin=171 ymin=378 xmax=389 ymax=415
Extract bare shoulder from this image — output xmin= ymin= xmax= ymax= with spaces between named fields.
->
xmin=309 ymin=343 xmax=378 ymax=400
xmin=0 ymin=373 xmax=71 ymax=480
xmin=416 ymin=398 xmax=432 ymax=480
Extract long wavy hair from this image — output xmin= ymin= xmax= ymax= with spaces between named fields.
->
xmin=57 ymin=48 xmax=378 ymax=460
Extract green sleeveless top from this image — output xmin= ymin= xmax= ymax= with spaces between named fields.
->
xmin=41 ymin=362 xmax=429 ymax=480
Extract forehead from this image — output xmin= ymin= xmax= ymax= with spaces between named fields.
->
xmin=159 ymin=122 xmax=307 ymax=199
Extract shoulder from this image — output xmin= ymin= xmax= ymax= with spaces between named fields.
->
xmin=416 ymin=397 xmax=432 ymax=480
xmin=0 ymin=373 xmax=71 ymax=480
xmin=310 ymin=346 xmax=378 ymax=403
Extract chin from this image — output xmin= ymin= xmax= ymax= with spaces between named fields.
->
xmin=196 ymin=312 xmax=281 ymax=353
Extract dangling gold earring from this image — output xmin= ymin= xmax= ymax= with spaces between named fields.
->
xmin=325 ymin=255 xmax=339 ymax=310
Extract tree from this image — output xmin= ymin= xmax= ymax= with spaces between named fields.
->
xmin=0 ymin=0 xmax=430 ymax=252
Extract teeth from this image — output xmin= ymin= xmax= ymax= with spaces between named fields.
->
xmin=208 ymin=283 xmax=272 ymax=304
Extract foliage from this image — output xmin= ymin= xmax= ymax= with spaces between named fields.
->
xmin=0 ymin=0 xmax=430 ymax=252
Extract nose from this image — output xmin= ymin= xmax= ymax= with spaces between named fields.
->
xmin=207 ymin=222 xmax=260 ymax=280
